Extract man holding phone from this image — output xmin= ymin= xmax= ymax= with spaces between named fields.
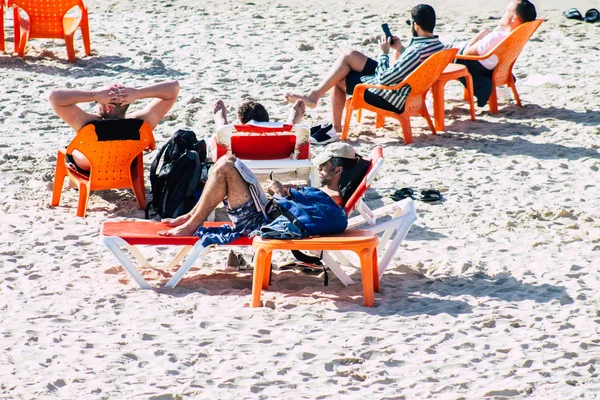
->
xmin=285 ymin=4 xmax=444 ymax=144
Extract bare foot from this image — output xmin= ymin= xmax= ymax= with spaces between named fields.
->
xmin=158 ymin=223 xmax=197 ymax=237
xmin=284 ymin=92 xmax=319 ymax=109
xmin=161 ymin=214 xmax=190 ymax=227
xmin=213 ymin=99 xmax=229 ymax=128
xmin=286 ymin=100 xmax=306 ymax=124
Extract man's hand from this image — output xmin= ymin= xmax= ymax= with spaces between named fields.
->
xmin=94 ymin=85 xmax=122 ymax=105
xmin=267 ymin=179 xmax=288 ymax=197
xmin=114 ymin=85 xmax=139 ymax=106
xmin=379 ymin=37 xmax=391 ymax=54
xmin=390 ymin=36 xmax=404 ymax=53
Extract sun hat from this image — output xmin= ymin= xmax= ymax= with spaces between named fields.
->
xmin=312 ymin=142 xmax=356 ymax=166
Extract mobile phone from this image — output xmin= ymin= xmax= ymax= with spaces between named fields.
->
xmin=269 ymin=171 xmax=274 ymax=181
xmin=381 ymin=23 xmax=395 ymax=45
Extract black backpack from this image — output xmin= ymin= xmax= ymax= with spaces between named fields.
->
xmin=145 ymin=129 xmax=210 ymax=219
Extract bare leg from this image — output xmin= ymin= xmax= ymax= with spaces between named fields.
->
xmin=330 ymin=82 xmax=348 ymax=132
xmin=286 ymin=99 xmax=305 ymax=124
xmin=285 ymin=49 xmax=369 ymax=108
xmin=159 ymin=155 xmax=252 ymax=236
xmin=213 ymin=99 xmax=229 ymax=129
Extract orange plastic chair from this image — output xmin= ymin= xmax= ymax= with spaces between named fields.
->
xmin=52 ymin=120 xmax=156 ymax=217
xmin=342 ymin=48 xmax=458 ymax=145
xmin=431 ymin=63 xmax=476 ymax=131
xmin=454 ymin=19 xmax=543 ymax=114
xmin=8 ymin=0 xmax=91 ymax=62
xmin=252 ymin=230 xmax=379 ymax=307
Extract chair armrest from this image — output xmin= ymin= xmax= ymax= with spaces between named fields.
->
xmin=353 ymin=81 xmax=406 ymax=98
xmin=455 ymin=53 xmax=489 ymax=61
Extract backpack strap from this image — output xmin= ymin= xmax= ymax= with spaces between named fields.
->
xmin=290 ymin=250 xmax=329 ymax=286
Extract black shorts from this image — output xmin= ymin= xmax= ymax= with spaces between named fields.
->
xmin=345 ymin=58 xmax=403 ymax=114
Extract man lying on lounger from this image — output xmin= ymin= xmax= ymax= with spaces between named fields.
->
xmin=48 ymin=80 xmax=180 ymax=171
xmin=158 ymin=142 xmax=359 ymax=240
xmin=212 ymin=98 xmax=306 ymax=128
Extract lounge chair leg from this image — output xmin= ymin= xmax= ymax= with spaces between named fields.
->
xmin=372 ymin=249 xmax=379 ymax=293
xmin=252 ymin=248 xmax=270 ymax=307
xmin=510 ymin=83 xmax=522 ymax=108
xmin=164 ymin=244 xmax=211 ymax=288
xmin=76 ymin=182 xmax=90 ymax=218
xmin=52 ymin=151 xmax=67 ymax=206
xmin=130 ymin=154 xmax=146 ymax=210
xmin=262 ymin=251 xmax=273 ymax=290
xmin=431 ymin=82 xmax=446 ymax=131
xmin=342 ymin=101 xmax=354 ymax=141
xmin=358 ymin=247 xmax=374 ymax=307
xmin=423 ymin=106 xmax=437 ymax=135
xmin=465 ymin=74 xmax=476 ymax=121
xmin=399 ymin=116 xmax=413 ymax=145
xmin=81 ymin=11 xmax=92 ymax=55
xmin=488 ymin=89 xmax=499 ymax=114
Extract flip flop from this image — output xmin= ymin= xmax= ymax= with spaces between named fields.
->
xmin=390 ymin=187 xmax=414 ymax=201
xmin=585 ymin=8 xmax=600 ymax=23
xmin=564 ymin=8 xmax=584 ymax=20
xmin=420 ymin=189 xmax=442 ymax=203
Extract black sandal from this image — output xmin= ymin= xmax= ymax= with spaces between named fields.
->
xmin=390 ymin=187 xmax=415 ymax=201
xmin=420 ymin=189 xmax=442 ymax=202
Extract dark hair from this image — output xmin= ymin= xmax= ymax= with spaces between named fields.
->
xmin=515 ymin=0 xmax=536 ymax=23
xmin=411 ymin=4 xmax=436 ymax=33
xmin=114 ymin=103 xmax=130 ymax=117
xmin=237 ymin=101 xmax=269 ymax=124
xmin=330 ymin=156 xmax=357 ymax=170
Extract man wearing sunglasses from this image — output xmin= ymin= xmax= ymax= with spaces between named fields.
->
xmin=285 ymin=4 xmax=444 ymax=144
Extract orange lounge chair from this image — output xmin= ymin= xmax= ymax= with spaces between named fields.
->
xmin=99 ymin=146 xmax=418 ymax=298
xmin=8 ymin=0 xmax=91 ymax=62
xmin=342 ymin=48 xmax=458 ymax=145
xmin=454 ymin=19 xmax=544 ymax=114
xmin=52 ymin=119 xmax=156 ymax=217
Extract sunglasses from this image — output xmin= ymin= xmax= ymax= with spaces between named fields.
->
xmin=405 ymin=19 xmax=415 ymax=26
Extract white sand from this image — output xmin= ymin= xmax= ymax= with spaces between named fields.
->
xmin=1 ymin=0 xmax=599 ymax=398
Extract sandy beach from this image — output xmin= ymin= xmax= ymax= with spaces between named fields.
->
xmin=1 ymin=0 xmax=599 ymax=398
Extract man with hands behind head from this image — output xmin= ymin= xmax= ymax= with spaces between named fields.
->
xmin=49 ymin=80 xmax=180 ymax=171
xmin=285 ymin=4 xmax=444 ymax=144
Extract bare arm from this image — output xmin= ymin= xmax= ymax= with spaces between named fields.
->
xmin=48 ymin=88 xmax=116 ymax=131
xmin=462 ymin=29 xmax=490 ymax=56
xmin=124 ymin=80 xmax=180 ymax=129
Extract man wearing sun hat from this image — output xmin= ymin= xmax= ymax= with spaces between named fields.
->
xmin=158 ymin=142 xmax=359 ymax=241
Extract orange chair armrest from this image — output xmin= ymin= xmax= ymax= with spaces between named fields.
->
xmin=353 ymin=82 xmax=406 ymax=99
xmin=455 ymin=54 xmax=489 ymax=61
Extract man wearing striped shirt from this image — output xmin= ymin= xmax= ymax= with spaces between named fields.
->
xmin=286 ymin=4 xmax=444 ymax=144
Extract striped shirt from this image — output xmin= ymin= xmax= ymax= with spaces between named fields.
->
xmin=360 ymin=36 xmax=445 ymax=111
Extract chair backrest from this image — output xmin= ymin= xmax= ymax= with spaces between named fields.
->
xmin=8 ymin=0 xmax=84 ymax=37
xmin=487 ymin=19 xmax=543 ymax=85
xmin=214 ymin=123 xmax=310 ymax=161
xmin=343 ymin=146 xmax=384 ymax=215
xmin=66 ymin=119 xmax=155 ymax=189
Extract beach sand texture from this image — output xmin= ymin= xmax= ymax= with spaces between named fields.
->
xmin=1 ymin=0 xmax=599 ymax=398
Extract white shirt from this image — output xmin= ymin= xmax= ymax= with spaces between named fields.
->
xmin=476 ymin=30 xmax=508 ymax=70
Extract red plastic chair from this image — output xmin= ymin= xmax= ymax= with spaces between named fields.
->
xmin=342 ymin=48 xmax=458 ymax=145
xmin=454 ymin=19 xmax=544 ymax=114
xmin=1 ymin=1 xmax=5 ymax=52
xmin=8 ymin=0 xmax=91 ymax=62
